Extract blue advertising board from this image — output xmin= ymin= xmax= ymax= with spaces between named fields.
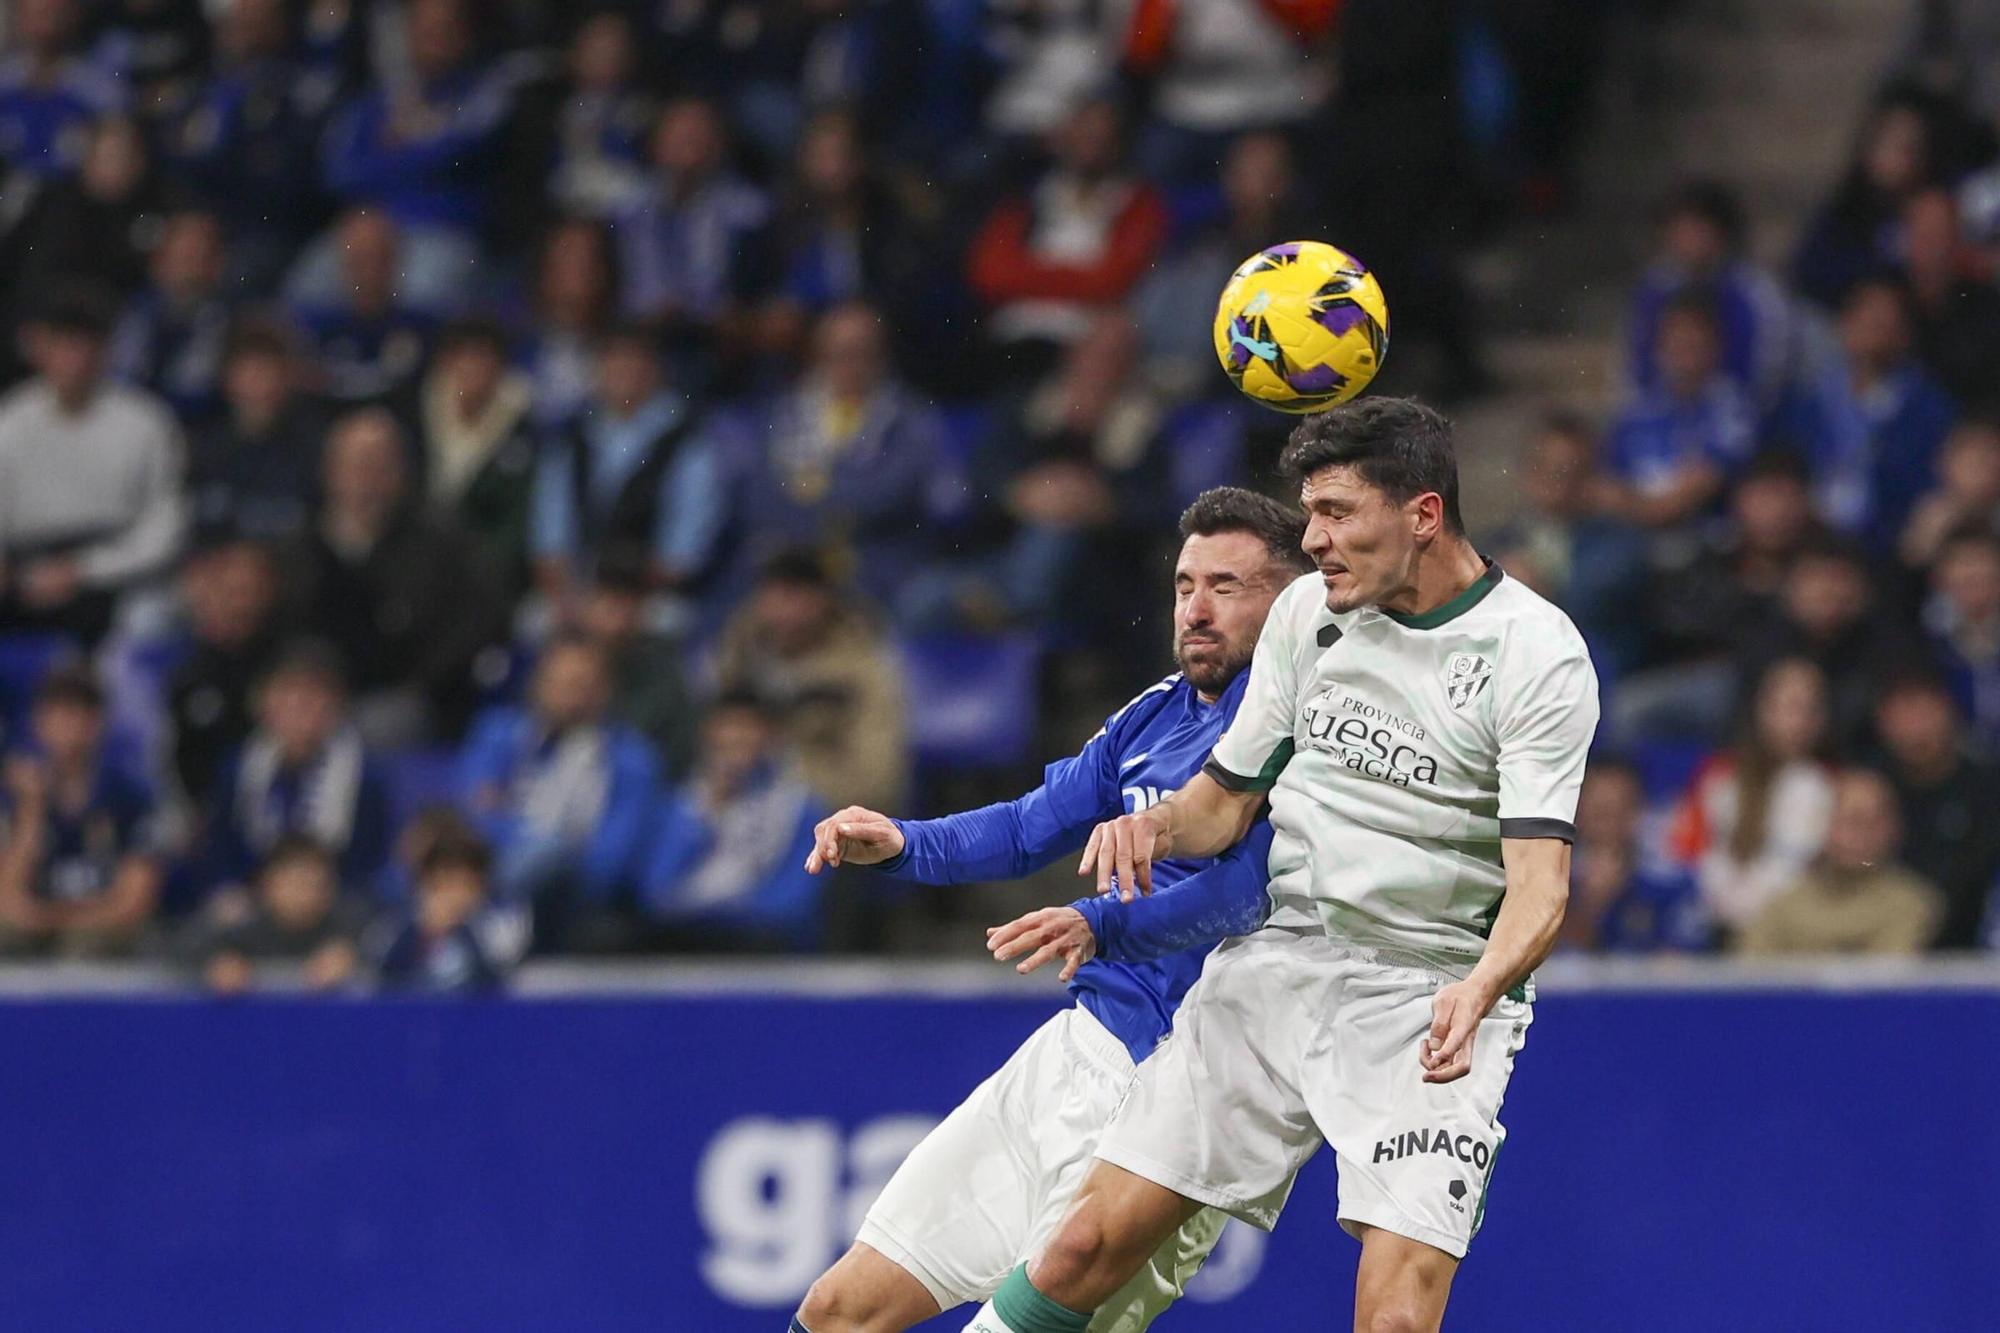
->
xmin=0 ymin=974 xmax=1995 ymax=1331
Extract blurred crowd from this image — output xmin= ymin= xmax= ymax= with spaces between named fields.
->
xmin=0 ymin=0 xmax=1990 ymax=992
xmin=1506 ymin=18 xmax=2000 ymax=958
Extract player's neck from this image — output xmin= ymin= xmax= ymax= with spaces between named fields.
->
xmin=1377 ymin=539 xmax=1489 ymax=620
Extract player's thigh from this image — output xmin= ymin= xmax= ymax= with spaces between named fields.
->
xmin=1085 ymin=1205 xmax=1231 ymax=1333
xmin=1093 ymin=932 xmax=1327 ymax=1232
xmin=859 ymin=1009 xmax=1130 ymax=1309
xmin=1350 ymin=1222 xmax=1458 ymax=1333
xmin=1316 ymin=965 xmax=1532 ymax=1258
xmin=802 ymin=1241 xmax=943 ymax=1330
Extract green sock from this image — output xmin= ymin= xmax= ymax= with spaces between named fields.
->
xmin=990 ymin=1264 xmax=1090 ymax=1333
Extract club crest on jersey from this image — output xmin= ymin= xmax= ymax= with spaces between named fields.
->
xmin=1444 ymin=653 xmax=1492 ymax=711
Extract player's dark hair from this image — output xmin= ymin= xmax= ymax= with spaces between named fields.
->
xmin=1279 ymin=397 xmax=1464 ymax=536
xmin=1177 ymin=487 xmax=1310 ymax=572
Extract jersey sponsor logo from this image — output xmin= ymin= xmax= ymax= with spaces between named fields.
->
xmin=1445 ymin=653 xmax=1493 ymax=711
xmin=1371 ymin=1127 xmax=1492 ymax=1171
xmin=1124 ymin=784 xmax=1174 ymax=812
xmin=1299 ymin=690 xmax=1439 ymax=788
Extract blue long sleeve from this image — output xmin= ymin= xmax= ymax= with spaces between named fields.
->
xmin=1071 ymin=821 xmax=1274 ymax=964
xmin=878 ymin=723 xmax=1121 ymax=885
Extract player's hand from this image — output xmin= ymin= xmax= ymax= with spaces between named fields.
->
xmin=804 ymin=806 xmax=905 ymax=873
xmin=986 ymin=906 xmax=1097 ymax=981
xmin=1420 ymin=978 xmax=1491 ymax=1084
xmin=1078 ymin=809 xmax=1170 ymax=901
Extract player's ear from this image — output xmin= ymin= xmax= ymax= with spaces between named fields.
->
xmin=1409 ymin=491 xmax=1445 ymax=543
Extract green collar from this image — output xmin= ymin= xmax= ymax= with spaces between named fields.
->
xmin=1380 ymin=559 xmax=1503 ymax=630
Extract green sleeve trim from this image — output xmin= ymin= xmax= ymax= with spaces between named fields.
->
xmin=1203 ymin=738 xmax=1294 ymax=793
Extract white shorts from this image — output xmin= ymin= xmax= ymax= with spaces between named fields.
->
xmin=1094 ymin=927 xmax=1532 ymax=1259
xmin=858 ymin=1005 xmax=1228 ymax=1330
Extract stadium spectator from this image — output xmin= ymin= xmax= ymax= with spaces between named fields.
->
xmin=374 ymin=832 xmax=505 ymax=991
xmin=108 ymin=208 xmax=232 ymax=423
xmin=976 ymin=0 xmax=1115 ymax=142
xmin=166 ymin=535 xmax=286 ymax=808
xmin=289 ymin=208 xmax=436 ymax=406
xmin=760 ymin=107 xmax=935 ymax=369
xmin=1671 ymin=656 xmax=1837 ymax=940
xmin=164 ymin=0 xmax=336 ymax=291
xmin=575 ymin=553 xmax=698 ymax=782
xmin=287 ymin=407 xmax=505 ymax=745
xmin=735 ymin=302 xmax=942 ymax=614
xmin=1654 ymin=450 xmax=1819 ymax=663
xmin=922 ymin=311 xmax=1181 ymax=639
xmin=1116 ymin=0 xmax=1331 ymax=183
xmin=0 ymin=666 xmax=162 ymax=957
xmin=456 ymin=635 xmax=659 ymax=949
xmin=1132 ymin=129 xmax=1313 ymax=397
xmin=194 ymin=833 xmax=362 ymax=994
xmin=0 ymin=0 xmax=122 ymax=183
xmin=1923 ymin=526 xmax=2000 ymax=750
xmin=1488 ymin=413 xmax=1652 ymax=686
xmin=1775 ymin=275 xmax=1954 ymax=553
xmin=967 ymin=93 xmax=1169 ymax=372
xmin=0 ymin=287 xmax=184 ymax=646
xmin=1600 ymin=291 xmax=1755 ymax=532
xmin=610 ymin=93 xmax=772 ymax=385
xmin=309 ymin=0 xmax=508 ymax=312
xmin=88 ymin=0 xmax=211 ymax=127
xmin=1793 ymin=89 xmax=1938 ymax=310
xmin=409 ymin=317 xmax=538 ymax=597
xmin=716 ymin=551 xmax=908 ymax=815
xmin=1902 ymin=417 xmax=2000 ymax=568
xmin=1609 ymin=452 xmax=1821 ymax=748
xmin=521 ymin=218 xmax=616 ymax=429
xmin=184 ymin=318 xmax=326 ymax=543
xmin=1733 ymin=535 xmax=1914 ymax=750
xmin=1738 ymin=767 xmax=1942 ymax=955
xmin=1627 ymin=180 xmax=1798 ymax=413
xmin=1899 ymin=188 xmax=2000 ymax=410
xmin=1558 ymin=759 xmax=1701 ymax=953
xmin=638 ymin=689 xmax=826 ymax=951
xmin=530 ymin=323 xmax=728 ymax=615
xmin=0 ymin=113 xmax=163 ymax=308
xmin=203 ymin=641 xmax=393 ymax=908
xmin=1871 ymin=672 xmax=2000 ymax=950
xmin=506 ymin=9 xmax=652 ymax=232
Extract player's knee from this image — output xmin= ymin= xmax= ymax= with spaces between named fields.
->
xmin=1033 ymin=1212 xmax=1114 ymax=1298
xmin=1357 ymin=1298 xmax=1434 ymax=1333
xmin=797 ymin=1270 xmax=868 ymax=1332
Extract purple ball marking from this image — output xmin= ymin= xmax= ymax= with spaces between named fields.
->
xmin=1317 ymin=302 xmax=1372 ymax=338
xmin=1262 ymin=242 xmax=1303 ymax=260
xmin=1286 ymin=363 xmax=1350 ymax=394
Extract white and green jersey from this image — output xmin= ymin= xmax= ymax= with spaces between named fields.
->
xmin=1206 ymin=562 xmax=1599 ymax=975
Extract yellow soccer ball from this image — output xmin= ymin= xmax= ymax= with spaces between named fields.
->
xmin=1212 ymin=241 xmax=1390 ymax=414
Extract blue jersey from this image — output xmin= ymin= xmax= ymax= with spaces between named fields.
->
xmin=882 ymin=670 xmax=1273 ymax=1062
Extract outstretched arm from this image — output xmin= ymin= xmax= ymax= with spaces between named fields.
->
xmin=803 ymin=691 xmax=1157 ymax=883
xmin=988 ymin=821 xmax=1276 ymax=978
xmin=1075 ymin=770 xmax=1263 ymax=900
